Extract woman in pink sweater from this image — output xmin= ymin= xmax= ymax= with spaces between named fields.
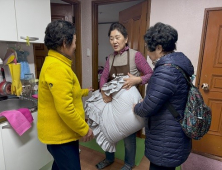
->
xmin=96 ymin=22 xmax=153 ymax=170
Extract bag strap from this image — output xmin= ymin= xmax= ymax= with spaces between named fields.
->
xmin=170 ymin=64 xmax=193 ymax=87
xmin=165 ymin=102 xmax=183 ymax=122
xmin=164 ymin=64 xmax=191 ymax=122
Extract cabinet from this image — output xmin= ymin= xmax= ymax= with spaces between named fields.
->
xmin=0 ymin=0 xmax=17 ymax=42
xmin=0 ymin=0 xmax=51 ymax=43
xmin=0 ymin=111 xmax=52 ymax=170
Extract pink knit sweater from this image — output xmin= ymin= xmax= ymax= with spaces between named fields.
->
xmin=100 ymin=47 xmax=153 ymax=88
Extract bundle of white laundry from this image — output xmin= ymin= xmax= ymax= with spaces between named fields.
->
xmin=84 ymin=76 xmax=145 ymax=152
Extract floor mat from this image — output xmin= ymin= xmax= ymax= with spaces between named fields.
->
xmin=80 ymin=137 xmax=145 ymax=166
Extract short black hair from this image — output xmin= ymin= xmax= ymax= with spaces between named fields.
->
xmin=108 ymin=22 xmax=128 ymax=39
xmin=144 ymin=22 xmax=178 ymax=52
xmin=44 ymin=20 xmax=76 ymax=50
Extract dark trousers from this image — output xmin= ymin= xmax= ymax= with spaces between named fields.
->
xmin=149 ymin=162 xmax=176 ymax=170
xmin=47 ymin=140 xmax=81 ymax=170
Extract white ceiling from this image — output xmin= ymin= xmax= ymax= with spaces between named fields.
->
xmin=50 ymin=0 xmax=144 ymax=23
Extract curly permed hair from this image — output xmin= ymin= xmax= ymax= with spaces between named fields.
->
xmin=144 ymin=22 xmax=178 ymax=52
xmin=44 ymin=20 xmax=75 ymax=50
xmin=108 ymin=22 xmax=128 ymax=39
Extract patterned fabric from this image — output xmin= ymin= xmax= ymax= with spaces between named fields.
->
xmin=166 ymin=64 xmax=212 ymax=140
xmin=181 ymin=85 xmax=212 ymax=140
xmin=100 ymin=47 xmax=153 ymax=88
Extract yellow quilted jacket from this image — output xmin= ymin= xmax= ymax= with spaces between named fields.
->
xmin=37 ymin=50 xmax=89 ymax=144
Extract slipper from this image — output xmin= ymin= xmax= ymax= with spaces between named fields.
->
xmin=121 ymin=164 xmax=132 ymax=170
xmin=96 ymin=159 xmax=114 ymax=169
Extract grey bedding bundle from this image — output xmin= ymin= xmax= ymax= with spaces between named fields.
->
xmin=84 ymin=76 xmax=145 ymax=152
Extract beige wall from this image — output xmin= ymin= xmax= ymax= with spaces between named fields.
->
xmin=149 ymin=0 xmax=222 ymax=74
xmin=81 ymin=0 xmax=92 ymax=89
xmin=80 ymin=0 xmax=222 ymax=88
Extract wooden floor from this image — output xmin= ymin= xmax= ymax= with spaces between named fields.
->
xmin=80 ymin=145 xmax=150 ymax=170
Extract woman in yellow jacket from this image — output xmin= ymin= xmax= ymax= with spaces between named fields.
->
xmin=37 ymin=20 xmax=93 ymax=170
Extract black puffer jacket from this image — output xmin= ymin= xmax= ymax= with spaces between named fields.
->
xmin=134 ymin=52 xmax=194 ymax=167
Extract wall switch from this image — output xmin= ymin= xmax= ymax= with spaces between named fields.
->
xmin=87 ymin=48 xmax=90 ymax=57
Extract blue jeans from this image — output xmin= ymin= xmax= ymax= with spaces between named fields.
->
xmin=47 ymin=141 xmax=81 ymax=170
xmin=105 ymin=132 xmax=136 ymax=167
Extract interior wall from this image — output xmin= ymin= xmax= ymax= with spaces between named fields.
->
xmin=149 ymin=0 xmax=222 ymax=76
xmin=80 ymin=0 xmax=222 ymax=89
xmin=81 ymin=0 xmax=92 ymax=89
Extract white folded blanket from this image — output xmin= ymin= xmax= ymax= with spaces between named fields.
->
xmin=85 ymin=76 xmax=145 ymax=152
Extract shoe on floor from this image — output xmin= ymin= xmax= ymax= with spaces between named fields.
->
xmin=96 ymin=159 xmax=114 ymax=169
xmin=120 ymin=164 xmax=132 ymax=170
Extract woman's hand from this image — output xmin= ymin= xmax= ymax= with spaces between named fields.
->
xmin=133 ymin=99 xmax=143 ymax=112
xmin=88 ymin=87 xmax=94 ymax=92
xmin=123 ymin=73 xmax=142 ymax=90
xmin=82 ymin=128 xmax=94 ymax=142
xmin=101 ymin=90 xmax=112 ymax=103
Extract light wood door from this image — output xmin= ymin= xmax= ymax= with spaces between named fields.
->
xmin=119 ymin=0 xmax=149 ymax=97
xmin=193 ymin=9 xmax=222 ymax=157
xmin=119 ymin=0 xmax=148 ymax=55
xmin=119 ymin=0 xmax=149 ymax=138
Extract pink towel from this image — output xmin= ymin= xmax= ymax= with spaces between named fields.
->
xmin=0 ymin=108 xmax=33 ymax=136
xmin=17 ymin=108 xmax=33 ymax=123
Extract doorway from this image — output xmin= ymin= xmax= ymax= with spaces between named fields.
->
xmin=92 ymin=0 xmax=151 ymax=138
xmin=92 ymin=0 xmax=151 ymax=92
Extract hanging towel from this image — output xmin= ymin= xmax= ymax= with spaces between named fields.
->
xmin=20 ymin=61 xmax=31 ymax=79
xmin=16 ymin=50 xmax=30 ymax=79
xmin=17 ymin=108 xmax=33 ymax=123
xmin=0 ymin=108 xmax=33 ymax=136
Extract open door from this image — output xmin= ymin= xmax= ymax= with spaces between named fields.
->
xmin=34 ymin=0 xmax=82 ymax=84
xmin=92 ymin=0 xmax=151 ymax=91
xmin=193 ymin=8 xmax=222 ymax=158
xmin=119 ymin=0 xmax=150 ymax=97
xmin=118 ymin=0 xmax=150 ymax=138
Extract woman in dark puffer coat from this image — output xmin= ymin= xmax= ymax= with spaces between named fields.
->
xmin=134 ymin=22 xmax=194 ymax=170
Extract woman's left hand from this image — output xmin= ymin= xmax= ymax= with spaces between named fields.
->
xmin=123 ymin=73 xmax=142 ymax=90
xmin=133 ymin=99 xmax=143 ymax=112
xmin=88 ymin=87 xmax=94 ymax=92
